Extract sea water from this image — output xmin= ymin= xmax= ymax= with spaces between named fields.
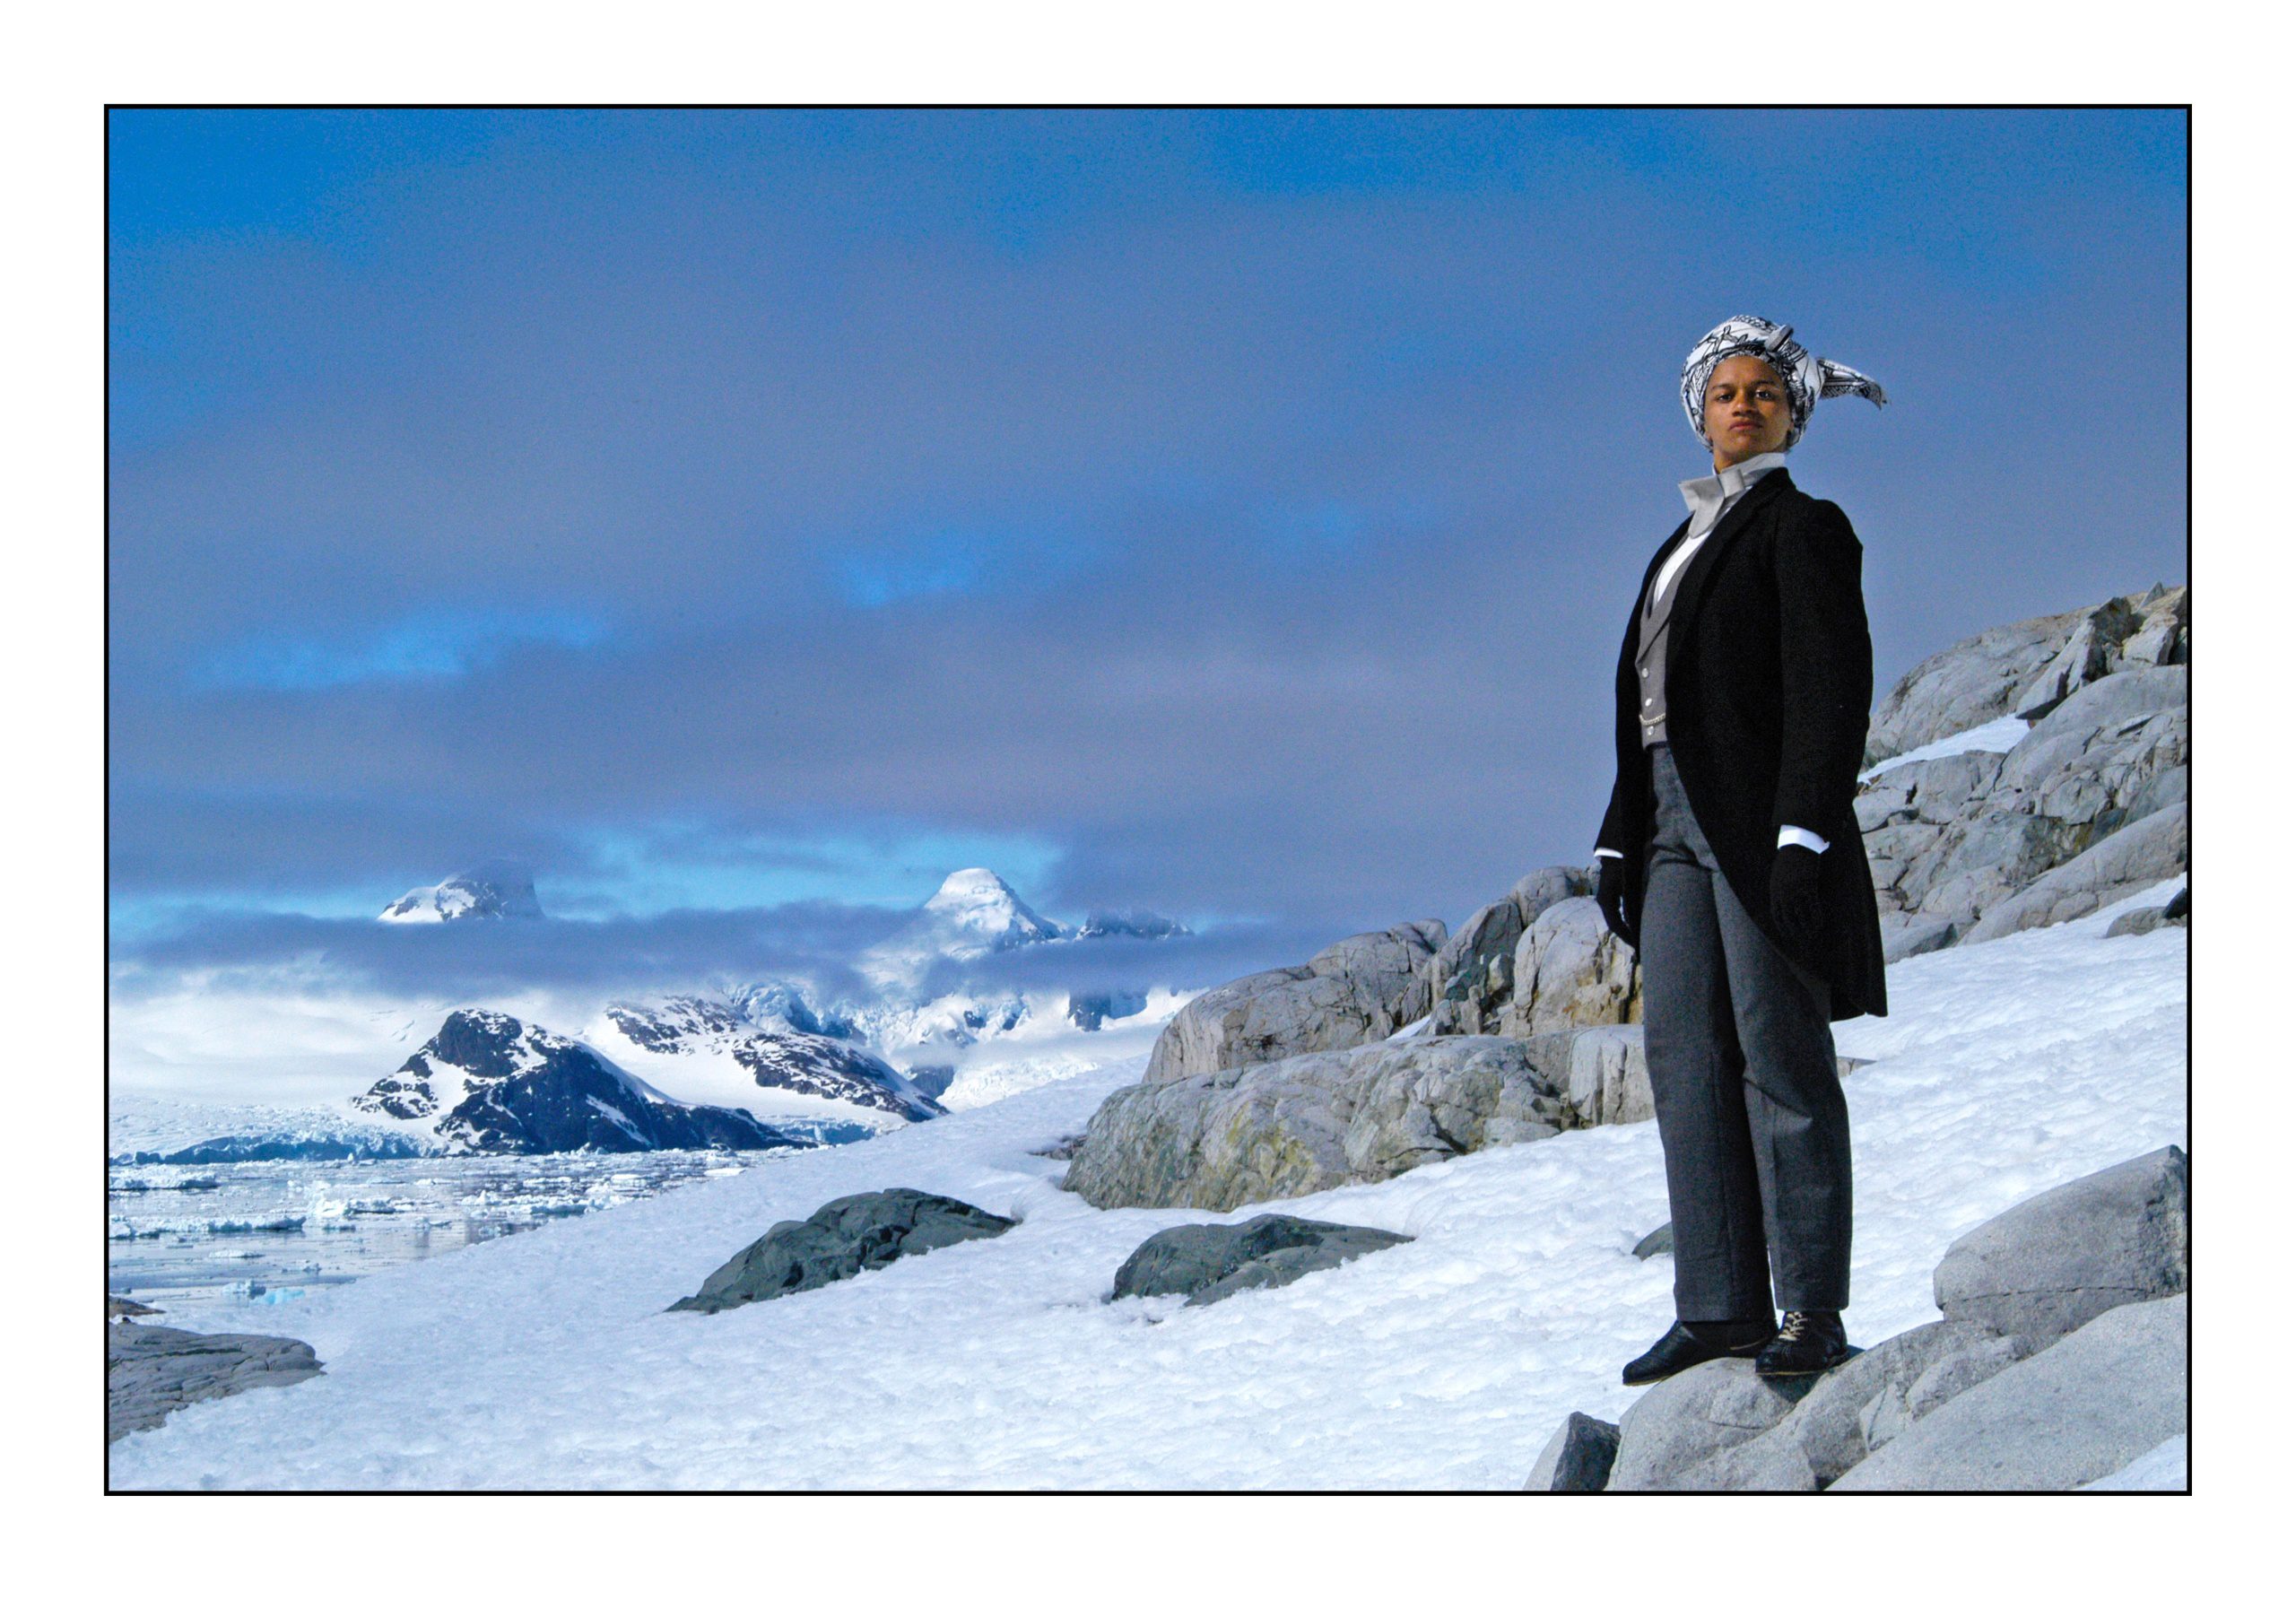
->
xmin=107 ymin=1145 xmax=810 ymax=1320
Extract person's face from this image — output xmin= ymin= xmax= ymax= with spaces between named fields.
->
xmin=1703 ymin=353 xmax=1793 ymax=469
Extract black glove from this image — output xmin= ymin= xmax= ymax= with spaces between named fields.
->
xmin=1596 ymin=856 xmax=1636 ymax=945
xmin=1770 ymin=845 xmax=1825 ymax=952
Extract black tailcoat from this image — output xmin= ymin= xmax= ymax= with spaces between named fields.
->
xmin=1596 ymin=467 xmax=1889 ymax=1022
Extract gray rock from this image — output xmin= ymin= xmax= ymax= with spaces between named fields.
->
xmin=1523 ymin=1411 xmax=1622 ymax=1491
xmin=667 ymin=1188 xmax=1018 ymax=1313
xmin=1065 ymin=1034 xmax=1576 ymax=1212
xmin=1111 ymin=1213 xmax=1411 ymax=1307
xmin=1864 ymin=603 xmax=2095 ymax=766
xmin=1632 ymin=1222 xmax=1674 ymax=1259
xmin=1998 ymin=666 xmax=2187 ymax=800
xmin=108 ymin=1295 xmax=161 ymax=1320
xmin=2107 ymin=883 xmax=2187 ymax=940
xmin=1426 ymin=900 xmax=1530 ymax=1036
xmin=1606 ymin=1359 xmax=1816 ymax=1490
xmin=1962 ymin=803 xmax=2187 ymax=943
xmin=2118 ymin=586 xmax=2187 ymax=668
xmin=2010 ymin=599 xmax=2141 ymax=721
xmin=1669 ymin=1420 xmax=1822 ymax=1491
xmin=1515 ymin=1023 xmax=1857 ymax=1135
xmin=1932 ymin=1144 xmax=2188 ymax=1345
xmin=1550 ymin=1022 xmax=1656 ymax=1126
xmin=1144 ymin=919 xmax=1446 ymax=1084
xmin=108 ymin=1321 xmax=323 ymax=1442
xmin=1882 ymin=917 xmax=1959 ymax=961
xmin=2106 ymin=905 xmax=2172 ymax=938
xmin=1500 ymin=899 xmax=1641 ymax=1037
xmin=1426 ymin=868 xmax=1600 ymax=1036
xmin=1857 ymin=593 xmax=2189 ymax=940
xmin=1783 ymin=1319 xmax=2004 ymax=1487
xmin=1830 ymin=1295 xmax=2187 ymax=1491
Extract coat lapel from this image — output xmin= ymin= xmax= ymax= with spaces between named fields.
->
xmin=1662 ymin=466 xmax=1795 ymax=681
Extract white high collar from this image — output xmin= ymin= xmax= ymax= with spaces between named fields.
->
xmin=1678 ymin=450 xmax=1788 ymax=517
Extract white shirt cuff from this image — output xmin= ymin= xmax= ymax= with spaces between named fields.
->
xmin=1593 ymin=848 xmax=1623 ymax=861
xmin=1777 ymin=826 xmax=1830 ymax=854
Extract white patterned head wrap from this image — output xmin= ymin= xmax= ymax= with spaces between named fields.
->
xmin=1681 ymin=314 xmax=1888 ymax=451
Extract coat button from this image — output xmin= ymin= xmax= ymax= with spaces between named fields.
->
xmin=1639 ymin=668 xmax=1648 ymax=679
xmin=1643 ymin=698 xmax=1653 ymax=708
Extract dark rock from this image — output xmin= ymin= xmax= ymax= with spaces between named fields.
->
xmin=1524 ymin=1412 xmax=1621 ymax=1491
xmin=109 ymin=1321 xmax=322 ymax=1442
xmin=1632 ymin=1222 xmax=1674 ymax=1260
xmin=1110 ymin=1213 xmax=1412 ymax=1307
xmin=108 ymin=1296 xmax=161 ymax=1320
xmin=668 ymin=1188 xmax=1017 ymax=1313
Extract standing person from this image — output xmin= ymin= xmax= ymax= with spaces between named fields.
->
xmin=1593 ymin=315 xmax=1891 ymax=1385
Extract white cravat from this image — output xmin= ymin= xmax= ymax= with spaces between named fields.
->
xmin=1597 ymin=450 xmax=1830 ymax=861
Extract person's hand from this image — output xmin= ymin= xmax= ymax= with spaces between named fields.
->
xmin=1596 ymin=857 xmax=1636 ymax=945
xmin=1770 ymin=845 xmax=1824 ymax=952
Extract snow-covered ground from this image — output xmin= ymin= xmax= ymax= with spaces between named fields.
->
xmin=109 ymin=877 xmax=2187 ymax=1490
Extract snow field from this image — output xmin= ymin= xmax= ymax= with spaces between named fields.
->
xmin=109 ymin=876 xmax=2187 ymax=1490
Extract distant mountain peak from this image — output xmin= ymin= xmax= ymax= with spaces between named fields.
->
xmin=380 ymin=861 xmax=544 ymax=923
xmin=921 ymin=868 xmax=1067 ymax=943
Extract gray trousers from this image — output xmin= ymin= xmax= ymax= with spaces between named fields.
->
xmin=1641 ymin=746 xmax=1852 ymax=1318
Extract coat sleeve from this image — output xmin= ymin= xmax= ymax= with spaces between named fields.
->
xmin=1770 ymin=500 xmax=1874 ymax=839
xmin=1596 ymin=777 xmax=1629 ymax=857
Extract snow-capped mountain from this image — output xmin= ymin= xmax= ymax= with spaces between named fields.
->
xmin=350 ymin=1009 xmax=796 ymax=1155
xmin=595 ymin=996 xmax=944 ymax=1126
xmin=859 ymin=868 xmax=1066 ymax=990
xmin=379 ymin=861 xmax=544 ymax=923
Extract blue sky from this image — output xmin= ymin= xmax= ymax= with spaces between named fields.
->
xmin=108 ymin=109 xmax=2187 ymax=995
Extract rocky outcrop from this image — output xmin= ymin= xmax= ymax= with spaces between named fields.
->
xmin=1144 ymin=920 xmax=1446 ymax=1085
xmin=1961 ymin=804 xmax=2188 ymax=943
xmin=1071 ymin=1035 xmax=1571 ymax=1212
xmin=1423 ymin=869 xmax=1589 ymax=1036
xmin=1863 ymin=585 xmax=2184 ymax=767
xmin=1605 ymin=1361 xmax=1818 ymax=1491
xmin=1830 ymin=1296 xmax=2187 ymax=1491
xmin=1858 ymin=600 xmax=2187 ymax=945
xmin=1071 ymin=1024 xmax=1858 ymax=1213
xmin=1500 ymin=899 xmax=1641 ymax=1036
xmin=1111 ymin=1213 xmax=1412 ymax=1307
xmin=1930 ymin=1145 xmax=2189 ymax=1345
xmin=1524 ymin=1146 xmax=2189 ymax=1491
xmin=109 ymin=1321 xmax=322 ymax=1442
xmin=667 ymin=1188 xmax=1016 ymax=1313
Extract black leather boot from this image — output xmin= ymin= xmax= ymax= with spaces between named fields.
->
xmin=1753 ymin=1309 xmax=1855 ymax=1378
xmin=1621 ymin=1317 xmax=1777 ymax=1387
